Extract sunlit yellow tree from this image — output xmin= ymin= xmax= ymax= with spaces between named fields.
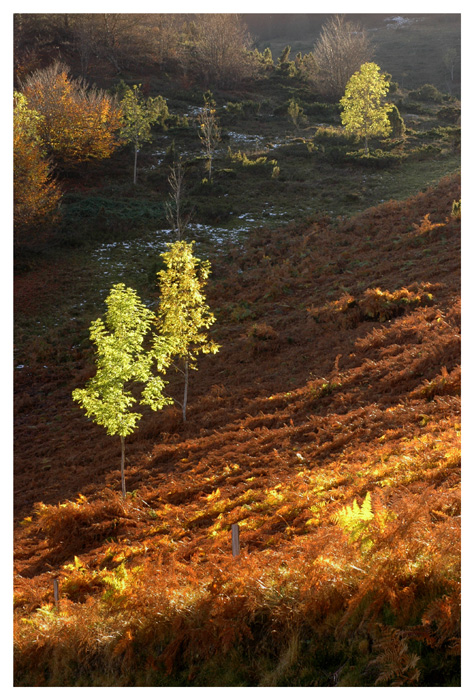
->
xmin=340 ymin=62 xmax=392 ymax=154
xmin=72 ymin=283 xmax=174 ymax=497
xmin=156 ymin=241 xmax=219 ymax=422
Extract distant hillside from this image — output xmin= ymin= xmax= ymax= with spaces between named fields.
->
xmin=244 ymin=13 xmax=460 ymax=95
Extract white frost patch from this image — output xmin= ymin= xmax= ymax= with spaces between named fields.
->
xmin=385 ymin=16 xmax=417 ymax=28
xmin=88 ymin=205 xmax=305 ymax=275
xmin=227 ymin=131 xmax=265 ymax=147
xmin=183 ymin=222 xmax=247 ymax=250
xmin=185 ymin=105 xmax=202 ymax=117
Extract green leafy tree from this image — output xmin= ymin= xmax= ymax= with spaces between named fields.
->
xmin=198 ymin=91 xmax=221 ymax=182
xmin=119 ymin=84 xmax=169 ymax=184
xmin=340 ymin=62 xmax=392 ymax=154
xmin=156 ymin=241 xmax=219 ymax=422
xmin=72 ymin=283 xmax=173 ymax=497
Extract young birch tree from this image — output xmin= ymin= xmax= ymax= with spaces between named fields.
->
xmin=156 ymin=241 xmax=219 ymax=422
xmin=165 ymin=158 xmax=191 ymax=241
xmin=72 ymin=283 xmax=174 ymax=498
xmin=198 ymin=92 xmax=220 ymax=182
xmin=119 ymin=84 xmax=169 ymax=184
xmin=340 ymin=62 xmax=392 ymax=155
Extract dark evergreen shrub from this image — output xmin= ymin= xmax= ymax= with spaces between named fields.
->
xmin=407 ymin=144 xmax=443 ymax=161
xmin=387 ymin=105 xmax=406 ymax=138
xmin=437 ymin=106 xmax=461 ymax=124
xmin=345 ymin=149 xmax=407 ymax=168
xmin=408 ymin=84 xmax=444 ymax=103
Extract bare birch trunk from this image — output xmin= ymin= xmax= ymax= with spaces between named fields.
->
xmin=121 ymin=436 xmax=126 ymax=498
xmin=182 ymin=358 xmax=189 ymax=422
xmin=133 ymin=144 xmax=138 ymax=184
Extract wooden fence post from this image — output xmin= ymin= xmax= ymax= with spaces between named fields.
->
xmin=53 ymin=578 xmax=59 ymax=610
xmin=231 ymin=523 xmax=240 ymax=556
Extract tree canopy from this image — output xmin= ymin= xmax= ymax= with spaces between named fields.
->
xmin=72 ymin=283 xmax=173 ymax=439
xmin=340 ymin=62 xmax=392 ymax=154
xmin=156 ymin=240 xmax=219 ymax=421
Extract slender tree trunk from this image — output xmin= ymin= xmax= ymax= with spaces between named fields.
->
xmin=364 ymin=134 xmax=368 ymax=155
xmin=182 ymin=357 xmax=189 ymax=422
xmin=133 ymin=144 xmax=138 ymax=185
xmin=120 ymin=436 xmax=126 ymax=498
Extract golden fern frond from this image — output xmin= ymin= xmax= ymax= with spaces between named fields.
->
xmin=331 ymin=492 xmax=374 ymax=542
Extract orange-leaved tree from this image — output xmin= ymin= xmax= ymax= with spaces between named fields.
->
xmin=13 ymin=91 xmax=62 ymax=244
xmin=21 ymin=62 xmax=122 ymax=165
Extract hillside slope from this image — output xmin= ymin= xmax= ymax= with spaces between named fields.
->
xmin=14 ymin=174 xmax=460 ymax=686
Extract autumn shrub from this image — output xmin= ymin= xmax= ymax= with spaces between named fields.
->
xmin=21 ymin=62 xmax=122 ymax=165
xmin=246 ymin=322 xmax=280 ymax=355
xmin=309 ymin=284 xmax=435 ymax=327
xmin=13 ymin=91 xmax=62 ymax=244
xmin=359 ymin=286 xmax=434 ymax=322
xmin=304 ymin=378 xmax=342 ymax=406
